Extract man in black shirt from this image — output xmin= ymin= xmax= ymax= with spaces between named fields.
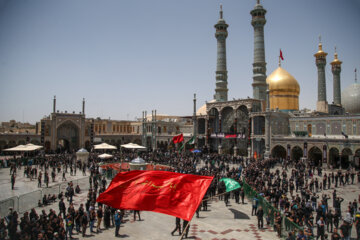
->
xmin=256 ymin=206 xmax=264 ymax=229
xmin=339 ymin=220 xmax=350 ymax=240
xmin=96 ymin=206 xmax=103 ymax=233
xmin=58 ymin=198 xmax=66 ymax=219
xmin=81 ymin=212 xmax=88 ymax=237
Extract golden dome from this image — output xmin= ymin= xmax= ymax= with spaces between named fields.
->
xmin=330 ymin=51 xmax=342 ymax=66
xmin=266 ymin=66 xmax=300 ymax=111
xmin=314 ymin=42 xmax=328 ymax=58
xmin=266 ymin=67 xmax=300 ymax=93
xmin=196 ymin=104 xmax=207 ymax=116
xmin=196 ymin=99 xmax=216 ymax=116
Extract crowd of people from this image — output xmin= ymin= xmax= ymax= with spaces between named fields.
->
xmin=243 ymin=158 xmax=360 ymax=240
xmin=0 ymin=151 xmax=359 ymax=240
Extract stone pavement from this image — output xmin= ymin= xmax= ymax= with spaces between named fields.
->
xmin=0 ymin=164 xmax=280 ymax=239
xmin=1 ymin=161 xmax=359 ymax=239
xmin=0 ymin=167 xmax=89 ymax=200
xmin=0 ymin=166 xmax=89 ymax=216
xmin=60 ymin=195 xmax=280 ymax=240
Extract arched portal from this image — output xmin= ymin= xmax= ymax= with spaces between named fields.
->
xmin=235 ymin=106 xmax=249 ymax=155
xmin=208 ymin=108 xmax=219 ymax=152
xmin=236 ymin=106 xmax=249 ymax=135
xmin=341 ymin=148 xmax=352 ymax=169
xmin=134 ymin=138 xmax=142 ymax=145
xmin=221 ymin=107 xmax=234 ymax=133
xmin=354 ymin=149 xmax=360 ymax=168
xmin=85 ymin=141 xmax=91 ymax=151
xmin=0 ymin=140 xmax=7 ymax=151
xmin=271 ymin=145 xmax=286 ymax=159
xmin=8 ymin=140 xmax=16 ymax=148
xmin=30 ymin=139 xmax=40 ymax=145
xmin=291 ymin=146 xmax=303 ymax=162
xmin=308 ymin=146 xmax=322 ymax=166
xmin=329 ymin=147 xmax=340 ymax=168
xmin=197 ymin=118 xmax=206 ymax=134
xmin=56 ymin=120 xmax=80 ymax=152
xmin=307 ymin=124 xmax=312 ymax=137
xmin=45 ymin=141 xmax=51 ymax=152
xmin=221 ymin=107 xmax=235 ymax=153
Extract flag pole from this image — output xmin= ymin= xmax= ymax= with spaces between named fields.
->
xmin=178 ymin=187 xmax=241 ymax=240
xmin=201 ymin=187 xmax=240 ymax=202
xmin=178 ymin=217 xmax=192 ymax=240
xmin=278 ymin=48 xmax=281 ymax=67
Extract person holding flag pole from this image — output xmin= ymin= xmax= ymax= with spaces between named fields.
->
xmin=172 ymin=133 xmax=184 ymax=153
xmin=178 ymin=135 xmax=195 ymax=153
xmin=178 ymin=177 xmax=241 ymax=239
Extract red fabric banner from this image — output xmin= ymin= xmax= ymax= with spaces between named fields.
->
xmin=280 ymin=49 xmax=284 ymax=60
xmin=96 ymin=170 xmax=213 ymax=221
xmin=225 ymin=134 xmax=237 ymax=138
xmin=172 ymin=133 xmax=184 ymax=143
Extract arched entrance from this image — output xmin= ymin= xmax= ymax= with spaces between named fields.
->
xmin=57 ymin=139 xmax=70 ymax=152
xmin=208 ymin=108 xmax=219 ymax=152
xmin=329 ymin=147 xmax=340 ymax=168
xmin=198 ymin=118 xmax=206 ymax=134
xmin=0 ymin=140 xmax=7 ymax=151
xmin=291 ymin=146 xmax=303 ymax=162
xmin=271 ymin=145 xmax=286 ymax=159
xmin=85 ymin=141 xmax=91 ymax=151
xmin=355 ymin=149 xmax=360 ymax=168
xmin=308 ymin=146 xmax=322 ymax=166
xmin=341 ymin=148 xmax=352 ymax=169
xmin=45 ymin=141 xmax=51 ymax=152
xmin=30 ymin=139 xmax=40 ymax=145
xmin=8 ymin=140 xmax=16 ymax=148
xmin=56 ymin=121 xmax=79 ymax=152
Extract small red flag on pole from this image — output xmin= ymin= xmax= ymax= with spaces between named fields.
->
xmin=280 ymin=49 xmax=284 ymax=61
xmin=172 ymin=133 xmax=184 ymax=143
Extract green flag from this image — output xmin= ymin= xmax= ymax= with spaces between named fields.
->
xmin=178 ymin=136 xmax=195 ymax=153
xmin=220 ymin=178 xmax=241 ymax=192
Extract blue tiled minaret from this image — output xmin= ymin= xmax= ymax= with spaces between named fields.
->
xmin=251 ymin=0 xmax=267 ymax=102
xmin=314 ymin=37 xmax=328 ymax=112
xmin=214 ymin=5 xmax=228 ymax=102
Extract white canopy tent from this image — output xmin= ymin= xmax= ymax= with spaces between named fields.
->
xmin=76 ymin=148 xmax=89 ymax=164
xmin=120 ymin=143 xmax=146 ymax=150
xmin=93 ymin=143 xmax=117 ymax=150
xmin=98 ymin=153 xmax=113 ymax=159
xmin=3 ymin=143 xmax=43 ymax=152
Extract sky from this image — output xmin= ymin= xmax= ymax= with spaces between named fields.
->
xmin=0 ymin=0 xmax=359 ymax=124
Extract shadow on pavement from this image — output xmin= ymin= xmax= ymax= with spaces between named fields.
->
xmin=229 ymin=208 xmax=250 ymax=220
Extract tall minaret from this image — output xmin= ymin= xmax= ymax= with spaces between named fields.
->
xmin=82 ymin=98 xmax=85 ymax=114
xmin=214 ymin=4 xmax=228 ymax=102
xmin=251 ymin=0 xmax=267 ymax=102
xmin=330 ymin=47 xmax=342 ymax=106
xmin=314 ymin=36 xmax=328 ymax=113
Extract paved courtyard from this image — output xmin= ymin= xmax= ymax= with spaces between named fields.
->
xmin=0 ymin=162 xmax=359 ymax=239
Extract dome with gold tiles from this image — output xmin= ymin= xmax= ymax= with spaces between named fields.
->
xmin=266 ymin=66 xmax=300 ymax=112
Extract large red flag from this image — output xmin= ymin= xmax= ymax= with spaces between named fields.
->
xmin=96 ymin=170 xmax=213 ymax=221
xmin=172 ymin=133 xmax=184 ymax=143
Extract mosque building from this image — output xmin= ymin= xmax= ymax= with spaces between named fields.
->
xmin=0 ymin=1 xmax=359 ymax=169
xmin=195 ymin=1 xmax=360 ymax=169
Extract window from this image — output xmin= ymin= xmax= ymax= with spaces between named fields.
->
xmin=353 ymin=124 xmax=356 ymax=135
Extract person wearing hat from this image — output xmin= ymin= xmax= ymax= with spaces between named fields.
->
xmin=114 ymin=209 xmax=122 ymax=237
